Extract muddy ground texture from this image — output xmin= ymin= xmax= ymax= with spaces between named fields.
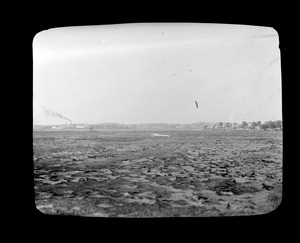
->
xmin=33 ymin=130 xmax=282 ymax=217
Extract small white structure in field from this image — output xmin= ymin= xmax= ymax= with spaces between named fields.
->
xmin=52 ymin=126 xmax=63 ymax=129
xmin=151 ymin=133 xmax=170 ymax=138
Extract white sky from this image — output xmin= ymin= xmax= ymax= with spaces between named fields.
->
xmin=33 ymin=23 xmax=281 ymax=125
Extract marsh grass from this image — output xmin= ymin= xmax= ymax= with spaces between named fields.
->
xmin=34 ymin=130 xmax=282 ymax=217
xmin=36 ymin=199 xmax=213 ymax=217
xmin=267 ymin=186 xmax=282 ymax=210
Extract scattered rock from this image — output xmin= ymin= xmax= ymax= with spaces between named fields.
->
xmin=262 ymin=183 xmax=273 ymax=190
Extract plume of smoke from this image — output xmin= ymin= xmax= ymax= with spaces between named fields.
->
xmin=44 ymin=109 xmax=72 ymax=123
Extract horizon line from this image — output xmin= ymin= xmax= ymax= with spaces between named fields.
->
xmin=33 ymin=119 xmax=282 ymax=126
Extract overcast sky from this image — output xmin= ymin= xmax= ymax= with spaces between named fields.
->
xmin=33 ymin=23 xmax=281 ymax=125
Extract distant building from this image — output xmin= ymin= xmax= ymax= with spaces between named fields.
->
xmin=52 ymin=126 xmax=63 ymax=129
xmin=76 ymin=125 xmax=85 ymax=129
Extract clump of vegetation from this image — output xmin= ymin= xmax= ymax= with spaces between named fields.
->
xmin=209 ymin=179 xmax=259 ymax=195
xmin=267 ymin=186 xmax=282 ymax=209
xmin=88 ymin=125 xmax=95 ymax=132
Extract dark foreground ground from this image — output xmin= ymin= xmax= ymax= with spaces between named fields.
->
xmin=33 ymin=129 xmax=282 ymax=217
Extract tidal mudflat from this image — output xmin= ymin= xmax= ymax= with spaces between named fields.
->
xmin=33 ymin=130 xmax=282 ymax=217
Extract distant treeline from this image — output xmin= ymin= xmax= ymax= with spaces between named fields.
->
xmin=244 ymin=120 xmax=282 ymax=130
xmin=209 ymin=120 xmax=282 ymax=130
xmin=34 ymin=120 xmax=282 ymax=131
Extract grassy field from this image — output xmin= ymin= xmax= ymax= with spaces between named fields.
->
xmin=33 ymin=129 xmax=282 ymax=217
